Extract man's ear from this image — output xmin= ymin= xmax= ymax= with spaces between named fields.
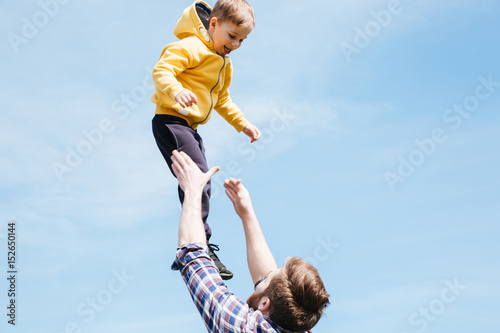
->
xmin=258 ymin=296 xmax=271 ymax=312
xmin=209 ymin=17 xmax=218 ymax=31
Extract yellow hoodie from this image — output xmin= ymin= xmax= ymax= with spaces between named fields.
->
xmin=151 ymin=1 xmax=250 ymax=132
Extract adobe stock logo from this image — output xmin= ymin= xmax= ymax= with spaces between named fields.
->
xmin=385 ymin=75 xmax=499 ymax=192
xmin=209 ymin=107 xmax=297 ymax=199
xmin=58 ymin=268 xmax=135 ymax=333
xmin=339 ymin=0 xmax=411 ymax=63
xmin=7 ymin=0 xmax=73 ymax=54
xmin=51 ymin=66 xmax=154 ymax=182
xmin=401 ymin=278 xmax=467 ymax=333
xmin=304 ymin=235 xmax=340 ymax=267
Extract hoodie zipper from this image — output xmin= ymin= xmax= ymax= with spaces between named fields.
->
xmin=190 ymin=57 xmax=226 ymax=129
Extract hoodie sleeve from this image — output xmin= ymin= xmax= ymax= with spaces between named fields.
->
xmin=152 ymin=42 xmax=193 ymax=102
xmin=215 ymin=60 xmax=250 ymax=133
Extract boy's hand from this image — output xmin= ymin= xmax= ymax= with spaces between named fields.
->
xmin=175 ymin=89 xmax=198 ymax=109
xmin=243 ymin=124 xmax=261 ymax=143
xmin=224 ymin=178 xmax=255 ymax=219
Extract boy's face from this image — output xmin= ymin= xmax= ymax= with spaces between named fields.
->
xmin=208 ymin=18 xmax=252 ymax=56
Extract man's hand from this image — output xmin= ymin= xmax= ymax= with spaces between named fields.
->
xmin=225 ymin=178 xmax=278 ymax=284
xmin=171 ymin=150 xmax=219 ymax=194
xmin=243 ymin=124 xmax=261 ymax=143
xmin=224 ymin=178 xmax=255 ymax=219
xmin=175 ymin=89 xmax=198 ymax=109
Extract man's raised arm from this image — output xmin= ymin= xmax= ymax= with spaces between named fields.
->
xmin=171 ymin=150 xmax=219 ymax=247
xmin=224 ymin=178 xmax=278 ymax=284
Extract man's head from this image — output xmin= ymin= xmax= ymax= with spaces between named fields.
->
xmin=246 ymin=257 xmax=330 ymax=332
xmin=207 ymin=0 xmax=255 ymax=56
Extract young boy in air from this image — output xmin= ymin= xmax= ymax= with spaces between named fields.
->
xmin=151 ymin=0 xmax=260 ymax=280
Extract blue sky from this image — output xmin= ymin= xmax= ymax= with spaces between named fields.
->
xmin=1 ymin=0 xmax=499 ymax=332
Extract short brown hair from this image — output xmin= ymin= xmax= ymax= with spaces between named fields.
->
xmin=210 ymin=0 xmax=255 ymax=30
xmin=264 ymin=257 xmax=330 ymax=331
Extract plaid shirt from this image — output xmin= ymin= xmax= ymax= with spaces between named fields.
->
xmin=172 ymin=243 xmax=313 ymax=333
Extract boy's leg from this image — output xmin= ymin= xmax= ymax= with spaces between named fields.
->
xmin=152 ymin=115 xmax=212 ymax=240
xmin=175 ymin=131 xmax=213 ymax=241
xmin=152 ymin=115 xmax=233 ymax=280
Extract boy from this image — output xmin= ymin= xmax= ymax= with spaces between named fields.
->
xmin=151 ymin=0 xmax=260 ymax=280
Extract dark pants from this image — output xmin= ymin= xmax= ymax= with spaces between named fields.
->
xmin=152 ymin=114 xmax=212 ymax=241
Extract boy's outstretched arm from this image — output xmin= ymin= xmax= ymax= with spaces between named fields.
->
xmin=171 ymin=150 xmax=219 ymax=247
xmin=224 ymin=178 xmax=278 ymax=284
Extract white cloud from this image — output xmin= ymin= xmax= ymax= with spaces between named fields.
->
xmin=201 ymin=94 xmax=346 ymax=163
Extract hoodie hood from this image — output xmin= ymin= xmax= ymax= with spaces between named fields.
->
xmin=174 ymin=1 xmax=214 ymax=50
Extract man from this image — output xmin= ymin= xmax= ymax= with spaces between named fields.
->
xmin=170 ymin=150 xmax=330 ymax=332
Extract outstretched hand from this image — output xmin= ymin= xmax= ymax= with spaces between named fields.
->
xmin=224 ymin=178 xmax=255 ymax=219
xmin=225 ymin=177 xmax=278 ymax=284
xmin=171 ymin=150 xmax=219 ymax=193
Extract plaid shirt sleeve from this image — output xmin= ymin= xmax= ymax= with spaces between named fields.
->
xmin=172 ymin=242 xmax=286 ymax=333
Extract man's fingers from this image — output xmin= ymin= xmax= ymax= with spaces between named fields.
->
xmin=171 ymin=160 xmax=182 ymax=178
xmin=178 ymin=151 xmax=189 ymax=162
xmin=173 ymin=150 xmax=215 ymax=177
xmin=224 ymin=178 xmax=237 ymax=189
xmin=229 ymin=178 xmax=242 ymax=187
xmin=178 ymin=151 xmax=200 ymax=169
xmin=224 ymin=178 xmax=244 ymax=195
xmin=224 ymin=180 xmax=234 ymax=190
xmin=171 ymin=150 xmax=180 ymax=164
xmin=225 ymin=187 xmax=241 ymax=207
xmin=171 ymin=150 xmax=222 ymax=194
xmin=225 ymin=187 xmax=236 ymax=201
xmin=174 ymin=150 xmax=194 ymax=168
xmin=172 ymin=150 xmax=185 ymax=167
xmin=206 ymin=166 xmax=220 ymax=180
xmin=172 ymin=151 xmax=192 ymax=177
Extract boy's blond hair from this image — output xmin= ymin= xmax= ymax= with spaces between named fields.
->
xmin=210 ymin=0 xmax=255 ymax=30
